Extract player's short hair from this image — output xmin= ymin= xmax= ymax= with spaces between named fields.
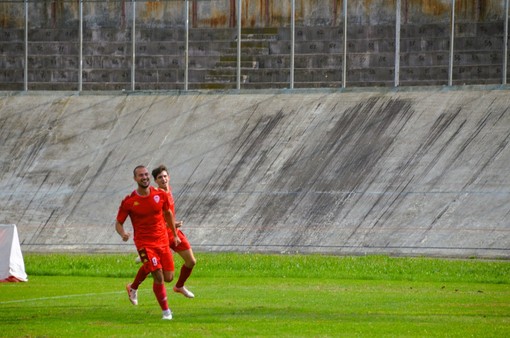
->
xmin=152 ymin=164 xmax=168 ymax=180
xmin=133 ymin=165 xmax=147 ymax=177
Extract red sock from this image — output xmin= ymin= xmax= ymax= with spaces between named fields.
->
xmin=131 ymin=264 xmax=150 ymax=290
xmin=153 ymin=282 xmax=169 ymax=311
xmin=175 ymin=265 xmax=193 ymax=288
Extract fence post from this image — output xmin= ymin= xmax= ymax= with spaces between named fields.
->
xmin=79 ymin=0 xmax=83 ymax=92
xmin=236 ymin=0 xmax=241 ymax=90
xmin=24 ymin=0 xmax=28 ymax=91
xmin=394 ymin=0 xmax=401 ymax=87
xmin=448 ymin=0 xmax=455 ymax=86
xmin=503 ymin=0 xmax=509 ymax=85
xmin=131 ymin=0 xmax=136 ymax=91
xmin=342 ymin=0 xmax=347 ymax=88
xmin=185 ymin=0 xmax=189 ymax=91
xmin=290 ymin=0 xmax=295 ymax=89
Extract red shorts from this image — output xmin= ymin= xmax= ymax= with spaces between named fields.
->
xmin=169 ymin=229 xmax=191 ymax=252
xmin=137 ymin=245 xmax=174 ymax=272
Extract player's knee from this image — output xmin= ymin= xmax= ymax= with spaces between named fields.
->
xmin=151 ymin=270 xmax=165 ymax=283
xmin=164 ymin=272 xmax=174 ymax=283
xmin=186 ymin=257 xmax=196 ymax=268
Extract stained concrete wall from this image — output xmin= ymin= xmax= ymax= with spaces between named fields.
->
xmin=0 ymin=87 xmax=509 ymax=258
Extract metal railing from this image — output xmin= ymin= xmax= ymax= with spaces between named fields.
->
xmin=4 ymin=0 xmax=509 ymax=91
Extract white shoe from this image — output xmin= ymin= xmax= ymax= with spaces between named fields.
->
xmin=173 ymin=286 xmax=194 ymax=298
xmin=135 ymin=256 xmax=142 ymax=263
xmin=125 ymin=283 xmax=138 ymax=305
xmin=162 ymin=309 xmax=173 ymax=320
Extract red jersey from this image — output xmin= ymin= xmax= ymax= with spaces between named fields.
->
xmin=167 ymin=186 xmax=175 ymax=216
xmin=164 ymin=187 xmax=176 ymax=239
xmin=116 ymin=186 xmax=170 ymax=249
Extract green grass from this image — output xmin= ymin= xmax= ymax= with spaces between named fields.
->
xmin=0 ymin=253 xmax=509 ymax=337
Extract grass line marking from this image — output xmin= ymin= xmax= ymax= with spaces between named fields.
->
xmin=0 ymin=290 xmax=133 ymax=305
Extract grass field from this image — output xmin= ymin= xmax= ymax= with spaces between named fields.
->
xmin=0 ymin=253 xmax=509 ymax=337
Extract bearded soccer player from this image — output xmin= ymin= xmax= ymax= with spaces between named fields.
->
xmin=115 ymin=165 xmax=181 ymax=320
xmin=131 ymin=165 xmax=197 ymax=298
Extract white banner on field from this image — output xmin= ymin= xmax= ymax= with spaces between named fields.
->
xmin=0 ymin=224 xmax=28 ymax=282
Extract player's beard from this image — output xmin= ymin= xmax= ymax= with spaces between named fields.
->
xmin=138 ymin=179 xmax=150 ymax=189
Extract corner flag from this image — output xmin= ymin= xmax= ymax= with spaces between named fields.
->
xmin=0 ymin=224 xmax=28 ymax=282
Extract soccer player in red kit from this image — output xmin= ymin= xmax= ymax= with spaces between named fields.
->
xmin=131 ymin=165 xmax=197 ymax=298
xmin=153 ymin=164 xmax=196 ymax=298
xmin=115 ymin=165 xmax=181 ymax=320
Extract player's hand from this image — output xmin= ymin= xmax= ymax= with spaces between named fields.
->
xmin=176 ymin=221 xmax=183 ymax=228
xmin=121 ymin=232 xmax=131 ymax=242
xmin=174 ymin=236 xmax=181 ymax=246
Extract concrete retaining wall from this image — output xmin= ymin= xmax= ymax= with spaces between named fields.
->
xmin=0 ymin=87 xmax=509 ymax=258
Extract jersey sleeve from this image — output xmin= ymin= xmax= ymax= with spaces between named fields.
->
xmin=116 ymin=195 xmax=130 ymax=224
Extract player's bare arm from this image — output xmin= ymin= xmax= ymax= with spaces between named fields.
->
xmin=115 ymin=220 xmax=131 ymax=242
xmin=163 ymin=209 xmax=181 ymax=246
